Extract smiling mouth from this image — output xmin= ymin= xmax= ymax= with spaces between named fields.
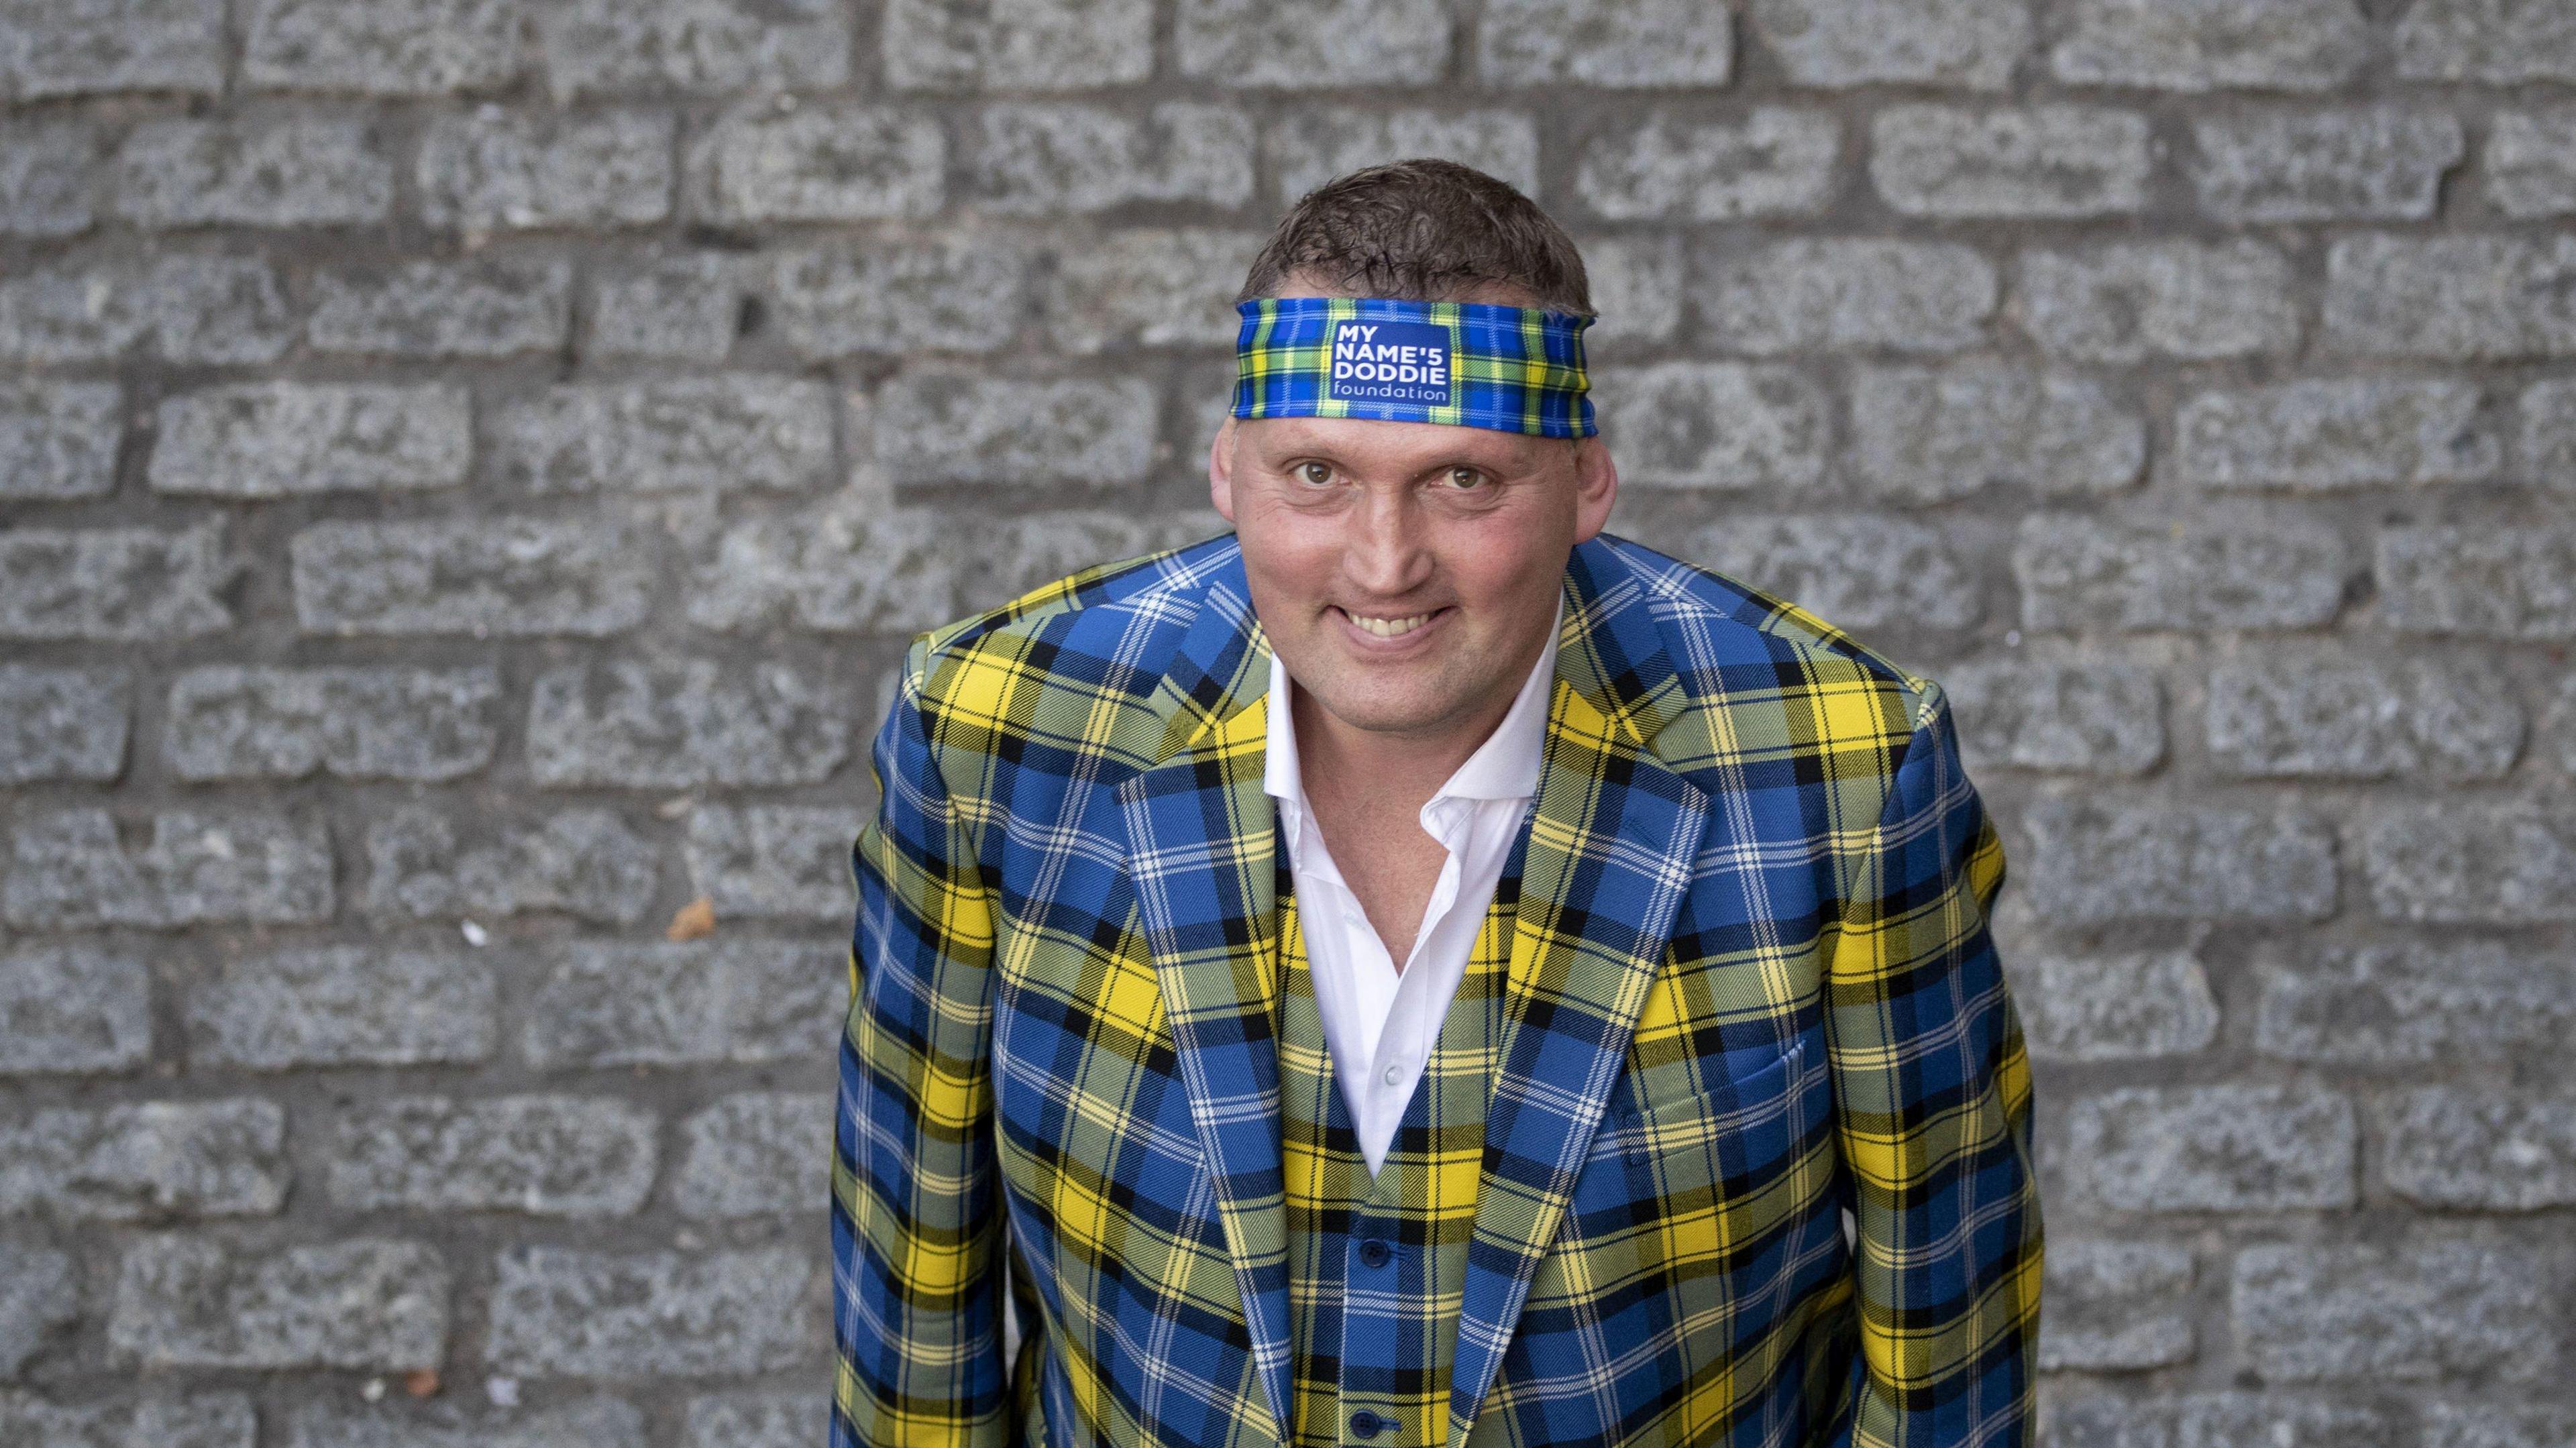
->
xmin=1335 ymin=605 xmax=1443 ymax=638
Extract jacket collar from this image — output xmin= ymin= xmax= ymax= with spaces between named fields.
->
xmin=1114 ymin=535 xmax=1711 ymax=1444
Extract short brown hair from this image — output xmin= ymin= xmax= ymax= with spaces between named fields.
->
xmin=1238 ymin=158 xmax=1591 ymax=316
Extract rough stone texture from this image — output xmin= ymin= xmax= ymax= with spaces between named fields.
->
xmin=878 ymin=373 xmax=1157 ymax=486
xmin=1576 ymin=110 xmax=1839 ymax=222
xmin=166 ymin=666 xmax=500 ymax=781
xmin=685 ymin=1394 xmax=824 ymax=1448
xmin=522 ymin=940 xmax=843 ymax=1068
xmin=2324 ymin=235 xmax=2576 ymax=360
xmin=770 ymin=235 xmax=1032 ymax=358
xmin=2019 ymin=797 xmax=2337 ymax=923
xmin=1269 ymin=109 xmax=1538 ymax=205
xmin=0 ymin=122 xmax=95 ymax=236
xmin=1698 ymin=239 xmax=1995 ymax=354
xmin=1594 ymin=364 xmax=1828 ymax=490
xmin=290 ymin=518 xmax=653 ymax=637
xmin=690 ymin=103 xmax=941 ymax=225
xmin=0 ymin=1242 xmax=81 ymax=1376
xmin=1577 ymin=234 xmax=1684 ymax=353
xmin=2177 ymin=378 xmax=2498 ymax=490
xmin=1693 ymin=515 xmax=1980 ymax=631
xmin=2042 ymin=1394 xmax=2400 ymax=1448
xmin=109 ymin=1237 xmax=447 ymax=1370
xmin=0 ymin=255 xmax=293 ymax=365
xmin=2020 ymin=241 xmax=2299 ymax=363
xmin=1748 ymin=0 xmax=2025 ymax=89
xmin=2190 ymin=109 xmax=2463 ymax=224
xmin=2065 ymin=1084 xmax=2357 ymax=1211
xmin=2360 ymin=805 xmax=2576 ymax=925
xmin=963 ymin=103 xmax=1250 ymax=214
xmin=1174 ymin=0 xmax=1450 ymax=87
xmin=1479 ymin=0 xmax=1729 ymax=86
xmin=2039 ymin=1240 xmax=2195 ymax=1371
xmin=2049 ymin=0 xmax=2369 ymax=91
xmin=2231 ymin=1239 xmax=2565 ymax=1382
xmin=672 ymin=1093 xmax=831 ymax=1217
xmin=0 ymin=523 xmax=234 ymax=641
xmin=288 ymin=1398 xmax=643 ymax=1448
xmin=419 ymin=109 xmax=673 ymax=231
xmin=1044 ymin=229 xmax=1260 ymax=354
xmin=885 ymin=0 xmax=1151 ymax=91
xmin=1 ymin=0 xmax=227 ymax=99
xmin=2376 ymin=525 xmax=2576 ymax=640
xmin=0 ymin=665 xmax=129 ymax=783
xmin=112 ymin=117 xmax=393 ymax=229
xmin=0 ymin=945 xmax=152 ymax=1076
xmin=2012 ymin=952 xmax=2216 ymax=1062
xmin=0 ymin=380 xmax=120 ymax=499
xmin=329 ymin=1096 xmax=659 ymax=1216
xmin=527 ymin=659 xmax=847 ymax=789
xmin=5 ymin=809 xmax=333 ymax=930
xmin=243 ymin=0 xmax=521 ymax=95
xmin=2015 ymin=514 xmax=2348 ymax=632
xmin=589 ymin=253 xmax=743 ymax=361
xmin=2526 ymin=378 xmax=2576 ymax=488
xmin=484 ymin=1246 xmax=822 ymax=1378
xmin=2396 ymin=0 xmax=2576 ymax=83
xmin=487 ymin=378 xmax=833 ymax=494
xmin=1947 ymin=659 xmax=2163 ymax=775
xmin=2256 ymin=942 xmax=2576 ymax=1067
xmin=186 ymin=948 xmax=496 ymax=1070
xmin=2487 ymin=109 xmax=2576 ymax=219
xmin=533 ymin=0 xmax=851 ymax=99
xmin=308 ymin=257 xmax=571 ymax=359
xmin=0 ymin=1101 xmax=287 ymax=1220
xmin=151 ymin=383 xmax=470 ymax=497
xmin=1848 ymin=361 xmax=2144 ymax=502
xmin=0 ymin=1392 xmax=256 ymax=1448
xmin=2379 ymin=1089 xmax=2576 ymax=1211
xmin=685 ymin=805 xmax=857 ymax=922
xmin=1870 ymin=106 xmax=2151 ymax=218
xmin=362 ymin=805 xmax=659 ymax=926
xmin=2206 ymin=656 xmax=2522 ymax=779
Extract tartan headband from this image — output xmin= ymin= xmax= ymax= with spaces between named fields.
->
xmin=1231 ymin=296 xmax=1597 ymax=439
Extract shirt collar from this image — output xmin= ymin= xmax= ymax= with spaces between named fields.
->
xmin=1263 ymin=594 xmax=1562 ymax=809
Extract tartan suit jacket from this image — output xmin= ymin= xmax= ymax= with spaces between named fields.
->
xmin=834 ymin=531 xmax=2041 ymax=1448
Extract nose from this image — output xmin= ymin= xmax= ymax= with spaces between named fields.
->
xmin=1340 ymin=486 xmax=1434 ymax=598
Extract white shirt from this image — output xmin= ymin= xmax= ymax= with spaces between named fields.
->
xmin=1261 ymin=602 xmax=1560 ymax=1175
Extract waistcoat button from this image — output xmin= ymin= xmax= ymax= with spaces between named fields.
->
xmin=1358 ymin=1237 xmax=1393 ymax=1269
xmin=1349 ymin=1410 xmax=1389 ymax=1439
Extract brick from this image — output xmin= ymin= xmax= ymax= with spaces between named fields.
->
xmin=486 ymin=1246 xmax=821 ymax=1377
xmin=1746 ymin=0 xmax=2026 ymax=89
xmin=489 ymin=378 xmax=830 ymax=496
xmin=2526 ymin=378 xmax=2576 ymax=486
xmin=1267 ymin=108 xmax=1538 ymax=206
xmin=2422 ymin=1404 xmax=2576 ymax=1448
xmin=2020 ymin=241 xmax=2296 ymax=363
xmin=772 ymin=236 xmax=1032 ymax=359
xmin=0 ymin=523 xmax=232 ymax=641
xmin=690 ymin=103 xmax=941 ymax=225
xmin=419 ymin=109 xmax=674 ymax=230
xmin=244 ymin=0 xmax=519 ymax=93
xmin=0 ymin=1243 xmax=80 ymax=1376
xmin=166 ymin=666 xmax=500 ymax=782
xmin=1574 ymin=110 xmax=1839 ymax=222
xmin=673 ymin=1093 xmax=830 ymax=1217
xmin=686 ymin=805 xmax=857 ymax=922
xmin=0 ymin=945 xmax=152 ymax=1075
xmin=290 ymin=518 xmax=653 ymax=638
xmin=331 ymin=1097 xmax=658 ymax=1217
xmin=879 ymin=372 xmax=1156 ymax=486
xmin=523 ymin=939 xmax=843 ymax=1068
xmin=151 ymin=383 xmax=470 ymax=498
xmin=2325 ymin=235 xmax=2576 ymax=360
xmin=364 ymin=805 xmax=659 ymax=926
xmin=885 ymin=0 xmax=1151 ymax=90
xmin=590 ymin=254 xmax=742 ymax=361
xmin=2190 ymin=109 xmax=2463 ymax=224
xmin=113 ymin=117 xmax=393 ymax=228
xmin=1574 ymin=235 xmax=1683 ymax=352
xmin=1697 ymin=239 xmax=1994 ymax=354
xmin=1593 ymin=363 xmax=1827 ymax=490
xmin=2012 ymin=951 xmax=2216 ymax=1062
xmin=290 ymin=1398 xmax=641 ymax=1448
xmin=2377 ymin=525 xmax=2576 ymax=640
xmin=2380 ymin=1088 xmax=2576 ymax=1211
xmin=0 ymin=0 xmax=225 ymax=99
xmin=2019 ymin=797 xmax=2336 ymax=923
xmin=965 ymin=104 xmax=1252 ymax=213
xmin=2208 ymin=656 xmax=2520 ymax=779
xmin=0 ymin=665 xmax=128 ymax=783
xmin=0 ymin=1101 xmax=286 ymax=1220
xmin=0 ymin=256 xmax=292 ymax=366
xmin=2178 ymin=378 xmax=2498 ymax=491
xmin=2049 ymin=0 xmax=2369 ymax=90
xmin=1045 ymin=229 xmax=1260 ymax=354
xmin=2397 ymin=0 xmax=2576 ymax=82
xmin=2362 ymin=804 xmax=2576 ymax=925
xmin=2039 ymin=1241 xmax=2194 ymax=1372
xmin=528 ymin=659 xmax=847 ymax=789
xmin=1478 ymin=0 xmax=1731 ymax=85
xmin=2231 ymin=1239 xmax=2564 ymax=1381
xmin=2015 ymin=513 xmax=2348 ymax=632
xmin=1175 ymin=0 xmax=1449 ymax=85
xmin=686 ymin=1394 xmax=824 ymax=1448
xmin=5 ymin=808 xmax=332 ymax=931
xmin=1849 ymin=361 xmax=2143 ymax=503
xmin=2487 ymin=109 xmax=2576 ymax=219
xmin=1 ymin=121 xmax=98 ymax=235
xmin=110 ymin=1237 xmax=446 ymax=1371
xmin=2258 ymin=942 xmax=2576 ymax=1067
xmin=1870 ymin=106 xmax=2150 ymax=218
xmin=310 ymin=258 xmax=571 ymax=358
xmin=1946 ymin=659 xmax=2161 ymax=775
xmin=0 ymin=1393 xmax=255 ymax=1448
xmin=2043 ymin=1395 xmax=2399 ymax=1448
xmin=1690 ymin=515 xmax=1979 ymax=631
xmin=2066 ymin=1084 xmax=2355 ymax=1211
xmin=186 ymin=948 xmax=496 ymax=1070
xmin=0 ymin=381 xmax=119 ymax=501
xmin=535 ymin=0 xmax=851 ymax=98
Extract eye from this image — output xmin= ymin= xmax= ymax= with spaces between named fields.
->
xmin=1444 ymin=466 xmax=1486 ymax=490
xmin=1295 ymin=461 xmax=1334 ymax=486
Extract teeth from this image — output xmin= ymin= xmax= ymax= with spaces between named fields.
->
xmin=1348 ymin=610 xmax=1432 ymax=638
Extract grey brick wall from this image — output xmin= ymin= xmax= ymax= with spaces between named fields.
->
xmin=2 ymin=1 xmax=2571 ymax=1443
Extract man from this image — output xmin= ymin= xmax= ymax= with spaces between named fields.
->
xmin=834 ymin=160 xmax=2040 ymax=1448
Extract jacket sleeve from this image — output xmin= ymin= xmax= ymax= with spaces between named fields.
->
xmin=1825 ymin=681 xmax=2041 ymax=1447
xmin=834 ymin=638 xmax=1010 ymax=1448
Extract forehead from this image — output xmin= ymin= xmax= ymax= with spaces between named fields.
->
xmin=1232 ymin=414 xmax=1563 ymax=472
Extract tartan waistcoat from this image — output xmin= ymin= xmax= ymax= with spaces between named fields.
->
xmin=1276 ymin=839 xmax=1524 ymax=1448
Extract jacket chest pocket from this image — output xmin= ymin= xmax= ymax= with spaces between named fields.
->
xmin=1611 ymin=1040 xmax=1815 ymax=1238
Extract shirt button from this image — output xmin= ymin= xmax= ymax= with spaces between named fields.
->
xmin=1349 ymin=1410 xmax=1390 ymax=1440
xmin=1358 ymin=1238 xmax=1393 ymax=1269
xmin=1381 ymin=1062 xmax=1403 ymax=1087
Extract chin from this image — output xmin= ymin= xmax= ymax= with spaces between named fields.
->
xmin=1305 ymin=673 xmax=1468 ymax=735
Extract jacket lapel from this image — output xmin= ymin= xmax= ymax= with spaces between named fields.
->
xmin=1448 ymin=539 xmax=1711 ymax=1440
xmin=1112 ymin=552 xmax=1297 ymax=1441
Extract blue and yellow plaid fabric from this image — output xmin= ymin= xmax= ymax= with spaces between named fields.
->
xmin=1231 ymin=297 xmax=1597 ymax=437
xmin=834 ymin=532 xmax=2041 ymax=1448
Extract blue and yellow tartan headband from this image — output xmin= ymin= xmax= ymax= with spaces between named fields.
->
xmin=1231 ymin=296 xmax=1597 ymax=438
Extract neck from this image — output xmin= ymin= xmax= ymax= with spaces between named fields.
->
xmin=1287 ymin=631 xmax=1545 ymax=812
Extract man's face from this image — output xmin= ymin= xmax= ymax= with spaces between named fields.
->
xmin=1210 ymin=404 xmax=1617 ymax=742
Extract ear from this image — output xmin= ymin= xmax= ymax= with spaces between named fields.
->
xmin=1208 ymin=414 xmax=1238 ymax=524
xmin=1569 ymin=435 xmax=1617 ymax=544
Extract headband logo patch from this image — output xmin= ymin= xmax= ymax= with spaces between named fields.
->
xmin=1328 ymin=319 xmax=1452 ymax=409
